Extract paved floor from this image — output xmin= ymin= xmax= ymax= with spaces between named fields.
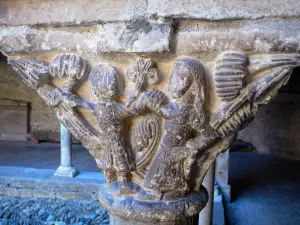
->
xmin=0 ymin=140 xmax=98 ymax=172
xmin=0 ymin=196 xmax=109 ymax=224
xmin=1 ymin=141 xmax=300 ymax=225
xmin=226 ymin=152 xmax=300 ymax=225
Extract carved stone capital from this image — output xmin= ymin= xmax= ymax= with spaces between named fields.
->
xmin=7 ymin=51 xmax=300 ymax=224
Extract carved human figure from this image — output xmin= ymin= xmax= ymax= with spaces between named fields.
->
xmin=52 ymin=64 xmax=167 ymax=193
xmin=84 ymin=64 xmax=139 ymax=187
xmin=141 ymin=58 xmax=215 ymax=200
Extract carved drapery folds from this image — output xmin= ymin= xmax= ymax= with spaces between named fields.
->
xmin=7 ymin=52 xmax=300 ymax=223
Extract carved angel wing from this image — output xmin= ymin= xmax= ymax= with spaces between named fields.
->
xmin=190 ymin=134 xmax=236 ymax=191
xmin=210 ymin=53 xmax=300 ymax=137
xmin=8 ymin=55 xmax=108 ymax=171
xmin=8 ymin=58 xmax=49 ymax=89
xmin=56 ymin=103 xmax=106 ymax=170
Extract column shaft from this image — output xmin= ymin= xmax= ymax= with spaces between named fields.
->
xmin=199 ymin=161 xmax=216 ymax=225
xmin=54 ymin=123 xmax=79 ymax=178
xmin=60 ymin=123 xmax=72 ymax=167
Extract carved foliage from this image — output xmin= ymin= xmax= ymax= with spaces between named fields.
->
xmin=126 ymin=58 xmax=158 ymax=106
xmin=128 ymin=58 xmax=158 ymax=87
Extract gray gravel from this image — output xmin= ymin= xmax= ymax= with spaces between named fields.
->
xmin=0 ymin=196 xmax=109 ymax=225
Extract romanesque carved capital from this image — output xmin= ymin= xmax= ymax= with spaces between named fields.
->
xmin=7 ymin=51 xmax=300 ymax=224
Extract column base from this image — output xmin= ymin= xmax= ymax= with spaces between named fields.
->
xmin=54 ymin=166 xmax=79 ymax=178
xmin=99 ymin=185 xmax=208 ymax=225
xmin=110 ymin=213 xmax=199 ymax=225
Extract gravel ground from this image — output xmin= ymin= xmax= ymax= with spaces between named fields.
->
xmin=0 ymin=196 xmax=109 ymax=225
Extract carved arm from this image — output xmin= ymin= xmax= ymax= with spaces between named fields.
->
xmin=169 ymin=134 xmax=217 ymax=162
xmin=131 ymin=89 xmax=169 ymax=114
xmin=37 ymin=85 xmax=95 ymax=112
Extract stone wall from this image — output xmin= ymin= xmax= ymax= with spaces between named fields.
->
xmin=0 ymin=61 xmax=60 ymax=140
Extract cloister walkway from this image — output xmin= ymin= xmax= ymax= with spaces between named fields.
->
xmin=0 ymin=140 xmax=98 ymax=172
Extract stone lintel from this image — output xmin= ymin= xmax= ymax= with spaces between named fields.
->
xmin=0 ymin=0 xmax=299 ymax=26
xmin=0 ymin=21 xmax=172 ymax=53
xmin=1 ymin=19 xmax=300 ymax=55
xmin=97 ymin=21 xmax=173 ymax=53
xmin=175 ymin=19 xmax=300 ymax=54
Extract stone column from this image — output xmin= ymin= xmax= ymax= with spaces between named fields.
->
xmin=216 ymin=149 xmax=231 ymax=202
xmin=54 ymin=123 xmax=78 ymax=178
xmin=199 ymin=162 xmax=216 ymax=225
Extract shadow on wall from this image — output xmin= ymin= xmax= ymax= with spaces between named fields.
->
xmin=238 ymin=67 xmax=300 ymax=157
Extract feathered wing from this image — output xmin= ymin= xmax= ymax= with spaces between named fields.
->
xmin=8 ymin=56 xmax=107 ymax=171
xmin=210 ymin=53 xmax=300 ymax=137
xmin=190 ymin=53 xmax=300 ymax=189
xmin=56 ymin=103 xmax=106 ymax=170
xmin=190 ymin=134 xmax=236 ymax=191
xmin=8 ymin=58 xmax=49 ymax=89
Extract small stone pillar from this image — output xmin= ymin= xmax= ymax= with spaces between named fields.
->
xmin=54 ymin=123 xmax=78 ymax=178
xmin=199 ymin=161 xmax=216 ymax=225
xmin=216 ymin=149 xmax=231 ymax=202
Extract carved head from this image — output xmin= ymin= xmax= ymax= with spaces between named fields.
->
xmin=88 ymin=64 xmax=123 ymax=99
xmin=169 ymin=58 xmax=204 ymax=99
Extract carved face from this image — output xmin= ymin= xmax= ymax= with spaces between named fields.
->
xmin=169 ymin=60 xmax=193 ymax=98
xmin=169 ymin=58 xmax=204 ymax=99
xmin=88 ymin=64 xmax=122 ymax=99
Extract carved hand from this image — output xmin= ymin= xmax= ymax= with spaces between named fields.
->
xmin=125 ymin=90 xmax=139 ymax=108
xmin=131 ymin=89 xmax=168 ymax=114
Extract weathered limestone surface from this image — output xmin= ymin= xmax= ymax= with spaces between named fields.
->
xmin=97 ymin=21 xmax=172 ymax=52
xmin=0 ymin=0 xmax=299 ymax=26
xmin=175 ymin=19 xmax=300 ymax=54
xmin=0 ymin=21 xmax=172 ymax=53
xmin=146 ymin=0 xmax=300 ymax=20
xmin=1 ymin=19 xmax=300 ymax=54
xmin=0 ymin=26 xmax=98 ymax=53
